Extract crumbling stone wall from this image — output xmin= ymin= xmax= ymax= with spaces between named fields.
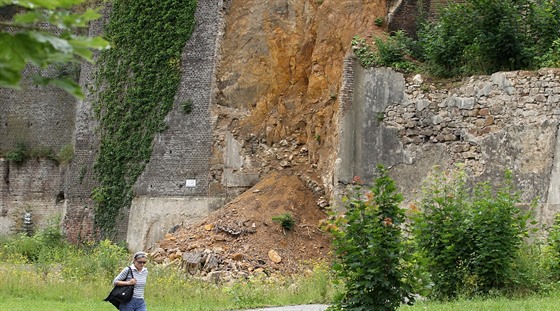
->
xmin=0 ymin=50 xmax=77 ymax=237
xmin=0 ymin=158 xmax=66 ymax=235
xmin=337 ymin=65 xmax=560 ymax=227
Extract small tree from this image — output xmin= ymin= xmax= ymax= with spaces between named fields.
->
xmin=328 ymin=165 xmax=414 ymax=311
xmin=412 ymin=166 xmax=533 ymax=299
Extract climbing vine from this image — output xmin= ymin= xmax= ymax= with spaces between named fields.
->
xmin=93 ymin=0 xmax=197 ymax=237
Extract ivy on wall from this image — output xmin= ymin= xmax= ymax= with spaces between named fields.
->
xmin=93 ymin=0 xmax=197 ymax=237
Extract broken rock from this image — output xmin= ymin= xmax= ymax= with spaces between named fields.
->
xmin=268 ymin=249 xmax=282 ymax=263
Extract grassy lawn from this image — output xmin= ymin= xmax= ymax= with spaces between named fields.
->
xmin=401 ymin=293 xmax=560 ymax=311
xmin=2 ymin=293 xmax=560 ymax=311
xmin=1 ymin=261 xmax=559 ymax=311
xmin=0 ymin=262 xmax=334 ymax=311
xmin=1 ymin=235 xmax=559 ymax=311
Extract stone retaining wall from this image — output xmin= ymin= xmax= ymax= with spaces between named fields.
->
xmin=336 ymin=65 xmax=560 ymax=226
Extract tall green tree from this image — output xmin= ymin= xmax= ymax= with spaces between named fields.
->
xmin=328 ymin=166 xmax=414 ymax=311
xmin=0 ymin=0 xmax=109 ymax=98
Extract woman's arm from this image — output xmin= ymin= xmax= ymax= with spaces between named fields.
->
xmin=112 ymin=267 xmax=135 ymax=286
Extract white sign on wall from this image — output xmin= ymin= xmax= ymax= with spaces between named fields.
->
xmin=185 ymin=179 xmax=197 ymax=188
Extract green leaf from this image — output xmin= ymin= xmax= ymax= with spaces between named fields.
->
xmin=9 ymin=0 xmax=83 ymax=9
xmin=80 ymin=8 xmax=102 ymax=23
xmin=28 ymin=32 xmax=73 ymax=54
xmin=0 ymin=33 xmax=39 ymax=67
xmin=71 ymin=36 xmax=110 ymax=50
xmin=13 ymin=11 xmax=42 ymax=24
xmin=32 ymin=75 xmax=84 ymax=98
xmin=0 ymin=64 xmax=22 ymax=88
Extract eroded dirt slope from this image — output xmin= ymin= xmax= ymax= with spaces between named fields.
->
xmin=154 ymin=171 xmax=331 ymax=277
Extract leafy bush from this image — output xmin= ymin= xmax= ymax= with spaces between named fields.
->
xmin=351 ymin=31 xmax=417 ymax=72
xmin=418 ymin=0 xmax=560 ymax=77
xmin=351 ymin=36 xmax=377 ymax=68
xmin=57 ymin=144 xmax=74 ymax=164
xmin=5 ymin=143 xmax=28 ymax=165
xmin=508 ymin=243 xmax=550 ymax=295
xmin=272 ymin=213 xmax=296 ymax=231
xmin=536 ymin=38 xmax=560 ymax=68
xmin=328 ymin=165 xmax=414 ymax=311
xmin=412 ymin=166 xmax=533 ymax=299
xmin=1 ymin=215 xmax=67 ymax=263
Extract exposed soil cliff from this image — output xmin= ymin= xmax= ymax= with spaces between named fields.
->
xmin=210 ymin=0 xmax=389 ymax=202
xmin=155 ymin=0 xmax=390 ymax=276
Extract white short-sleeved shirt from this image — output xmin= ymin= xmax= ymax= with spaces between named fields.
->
xmin=113 ymin=265 xmax=148 ymax=299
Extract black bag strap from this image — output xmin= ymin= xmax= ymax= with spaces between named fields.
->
xmin=121 ymin=266 xmax=134 ymax=281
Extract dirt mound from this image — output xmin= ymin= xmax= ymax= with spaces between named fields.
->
xmin=152 ymin=171 xmax=332 ymax=279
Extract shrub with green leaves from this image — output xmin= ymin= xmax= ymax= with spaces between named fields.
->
xmin=418 ymin=0 xmax=560 ymax=77
xmin=1 ymin=215 xmax=67 ymax=263
xmin=351 ymin=31 xmax=417 ymax=72
xmin=5 ymin=143 xmax=28 ymax=165
xmin=272 ymin=213 xmax=296 ymax=231
xmin=328 ymin=165 xmax=414 ymax=311
xmin=412 ymin=166 xmax=533 ymax=299
xmin=537 ymin=38 xmax=560 ymax=68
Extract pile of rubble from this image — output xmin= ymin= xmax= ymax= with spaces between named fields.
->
xmin=149 ymin=172 xmax=333 ymax=282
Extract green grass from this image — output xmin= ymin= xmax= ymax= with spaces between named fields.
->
xmin=1 ymin=233 xmax=560 ymax=311
xmin=401 ymin=294 xmax=560 ymax=311
xmin=0 ymin=261 xmax=336 ymax=311
xmin=1 ymin=262 xmax=560 ymax=310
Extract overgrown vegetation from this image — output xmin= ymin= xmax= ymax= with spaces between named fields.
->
xmin=5 ymin=142 xmax=28 ymax=165
xmin=3 ymin=143 xmax=71 ymax=165
xmin=545 ymin=214 xmax=560 ymax=281
xmin=0 ymin=220 xmax=337 ymax=310
xmin=92 ymin=0 xmax=197 ymax=238
xmin=353 ymin=0 xmax=560 ymax=77
xmin=326 ymin=164 xmax=560 ymax=308
xmin=328 ymin=166 xmax=415 ymax=311
xmin=411 ymin=166 xmax=535 ymax=299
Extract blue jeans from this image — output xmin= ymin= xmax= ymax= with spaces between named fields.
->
xmin=119 ymin=297 xmax=147 ymax=311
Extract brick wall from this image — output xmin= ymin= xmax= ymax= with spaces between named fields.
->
xmin=388 ymin=0 xmax=463 ymax=37
xmin=133 ymin=0 xmax=222 ymax=197
xmin=0 ymin=67 xmax=76 ymax=154
xmin=0 ymin=158 xmax=66 ymax=234
xmin=0 ymin=24 xmax=77 ymax=236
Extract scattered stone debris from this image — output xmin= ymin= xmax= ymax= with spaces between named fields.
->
xmin=151 ymin=172 xmax=332 ymax=283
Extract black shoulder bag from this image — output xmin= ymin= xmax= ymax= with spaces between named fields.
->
xmin=104 ymin=267 xmax=134 ymax=309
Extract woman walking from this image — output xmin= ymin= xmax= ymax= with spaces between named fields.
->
xmin=113 ymin=251 xmax=149 ymax=311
